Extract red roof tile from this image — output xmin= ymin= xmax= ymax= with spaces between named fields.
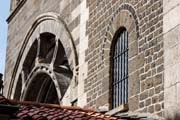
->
xmin=0 ymin=95 xmax=127 ymax=120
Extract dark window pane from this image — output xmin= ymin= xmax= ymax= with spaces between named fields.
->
xmin=112 ymin=28 xmax=128 ymax=108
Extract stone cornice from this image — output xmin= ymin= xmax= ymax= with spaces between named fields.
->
xmin=7 ymin=0 xmax=27 ymax=23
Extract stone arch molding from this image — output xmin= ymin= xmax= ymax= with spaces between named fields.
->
xmin=102 ymin=3 xmax=141 ymax=110
xmin=102 ymin=3 xmax=139 ymax=60
xmin=8 ymin=12 xmax=78 ymax=102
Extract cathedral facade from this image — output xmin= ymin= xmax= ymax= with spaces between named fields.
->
xmin=4 ymin=0 xmax=180 ymax=119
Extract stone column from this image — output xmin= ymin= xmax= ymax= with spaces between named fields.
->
xmin=164 ymin=0 xmax=180 ymax=119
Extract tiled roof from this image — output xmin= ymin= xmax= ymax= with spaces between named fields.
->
xmin=0 ymin=95 xmax=126 ymax=120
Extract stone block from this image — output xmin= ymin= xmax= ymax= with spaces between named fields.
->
xmin=155 ymin=85 xmax=162 ymax=94
xmin=148 ymin=105 xmax=154 ymax=113
xmin=154 ymin=74 xmax=163 ymax=86
xmin=129 ymin=71 xmax=140 ymax=97
xmin=129 ymin=53 xmax=145 ymax=74
xmin=129 ymin=41 xmax=138 ymax=59
xmin=145 ymin=98 xmax=151 ymax=106
xmin=139 ymin=101 xmax=144 ymax=108
xmin=164 ymin=25 xmax=180 ymax=49
xmin=164 ymin=0 xmax=180 ymax=14
xmin=96 ymin=93 xmax=109 ymax=107
xmin=176 ymin=83 xmax=180 ymax=105
xmin=152 ymin=95 xmax=158 ymax=104
xmin=129 ymin=30 xmax=137 ymax=44
xmin=164 ymin=62 xmax=180 ymax=88
xmin=141 ymin=77 xmax=154 ymax=92
xmin=157 ymin=65 xmax=164 ymax=73
xmin=164 ymin=5 xmax=180 ymax=33
xmin=140 ymin=91 xmax=148 ymax=101
xmin=155 ymin=104 xmax=161 ymax=112
xmin=164 ymin=86 xmax=177 ymax=109
xmin=159 ymin=92 xmax=164 ymax=102
xmin=102 ymin=76 xmax=110 ymax=93
xmin=129 ymin=95 xmax=139 ymax=111
xmin=164 ymin=43 xmax=180 ymax=67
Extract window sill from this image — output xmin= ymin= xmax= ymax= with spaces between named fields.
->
xmin=106 ymin=104 xmax=128 ymax=115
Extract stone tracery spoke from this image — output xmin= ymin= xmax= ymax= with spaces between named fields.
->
xmin=24 ymin=35 xmax=71 ymax=81
xmin=15 ymin=31 xmax=73 ymax=104
xmin=20 ymin=69 xmax=27 ymax=97
xmin=20 ymin=33 xmax=72 ymax=86
xmin=36 ymin=37 xmax=41 ymax=65
xmin=44 ymin=81 xmax=54 ymax=103
xmin=51 ymin=38 xmax=59 ymax=66
xmin=36 ymin=76 xmax=50 ymax=102
xmin=23 ymin=39 xmax=38 ymax=76
xmin=21 ymin=69 xmax=27 ymax=83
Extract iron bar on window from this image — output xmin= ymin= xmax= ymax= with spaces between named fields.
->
xmin=112 ymin=29 xmax=128 ymax=108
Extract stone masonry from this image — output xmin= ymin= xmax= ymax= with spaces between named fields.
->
xmin=163 ymin=0 xmax=180 ymax=119
xmin=4 ymin=0 xmax=180 ymax=119
xmin=84 ymin=0 xmax=164 ymax=117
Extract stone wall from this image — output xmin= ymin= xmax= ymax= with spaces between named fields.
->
xmin=163 ymin=0 xmax=180 ymax=119
xmin=84 ymin=0 xmax=164 ymax=117
xmin=5 ymin=0 xmax=165 ymax=118
xmin=4 ymin=0 xmax=87 ymax=107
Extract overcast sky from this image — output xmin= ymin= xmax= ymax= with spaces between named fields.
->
xmin=0 ymin=0 xmax=10 ymax=77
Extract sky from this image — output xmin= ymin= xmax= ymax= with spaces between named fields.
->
xmin=0 ymin=0 xmax=10 ymax=77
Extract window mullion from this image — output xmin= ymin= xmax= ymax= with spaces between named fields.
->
xmin=118 ymin=33 xmax=121 ymax=106
xmin=126 ymin=30 xmax=129 ymax=104
xmin=113 ymin=43 xmax=116 ymax=108
xmin=116 ymin=41 xmax=118 ymax=108
xmin=122 ymin=31 xmax=124 ymax=104
xmin=123 ymin=30 xmax=126 ymax=104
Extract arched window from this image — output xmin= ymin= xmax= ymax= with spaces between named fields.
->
xmin=20 ymin=32 xmax=73 ymax=103
xmin=112 ymin=28 xmax=128 ymax=108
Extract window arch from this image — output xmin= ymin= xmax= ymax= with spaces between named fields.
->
xmin=112 ymin=28 xmax=128 ymax=108
xmin=19 ymin=32 xmax=73 ymax=103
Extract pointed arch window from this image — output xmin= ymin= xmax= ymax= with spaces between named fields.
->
xmin=112 ymin=28 xmax=128 ymax=108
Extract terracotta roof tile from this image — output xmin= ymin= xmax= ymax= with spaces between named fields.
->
xmin=0 ymin=95 xmax=127 ymax=120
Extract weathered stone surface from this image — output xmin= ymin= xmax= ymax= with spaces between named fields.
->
xmin=96 ymin=92 xmax=109 ymax=108
xmin=5 ymin=0 xmax=166 ymax=117
xmin=155 ymin=104 xmax=161 ymax=112
xmin=164 ymin=2 xmax=180 ymax=118
xmin=145 ymin=98 xmax=151 ymax=107
xmin=129 ymin=53 xmax=145 ymax=74
xmin=129 ymin=41 xmax=138 ymax=59
xmin=164 ymin=2 xmax=180 ymax=33
xmin=148 ymin=105 xmax=154 ymax=113
xmin=140 ymin=91 xmax=148 ymax=101
xmin=129 ymin=95 xmax=139 ymax=111
xmin=129 ymin=71 xmax=140 ymax=97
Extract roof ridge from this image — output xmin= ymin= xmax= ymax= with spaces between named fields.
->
xmin=0 ymin=95 xmax=122 ymax=120
xmin=8 ymin=99 xmax=95 ymax=112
